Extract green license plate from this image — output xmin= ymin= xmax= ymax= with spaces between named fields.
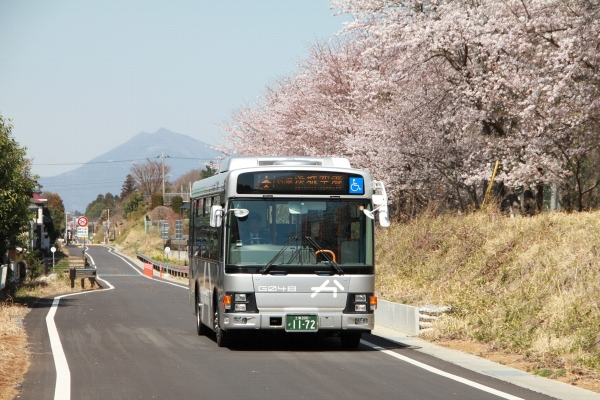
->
xmin=286 ymin=315 xmax=318 ymax=331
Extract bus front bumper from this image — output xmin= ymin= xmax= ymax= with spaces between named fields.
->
xmin=221 ymin=312 xmax=374 ymax=331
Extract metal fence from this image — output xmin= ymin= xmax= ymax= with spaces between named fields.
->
xmin=145 ymin=219 xmax=189 ymax=236
xmin=136 ymin=252 xmax=189 ymax=278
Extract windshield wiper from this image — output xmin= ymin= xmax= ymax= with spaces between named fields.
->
xmin=305 ymin=236 xmax=344 ymax=276
xmin=260 ymin=236 xmax=298 ymax=275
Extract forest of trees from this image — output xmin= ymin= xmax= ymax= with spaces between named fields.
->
xmin=221 ymin=0 xmax=600 ymax=214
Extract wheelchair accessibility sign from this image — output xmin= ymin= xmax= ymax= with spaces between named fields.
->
xmin=349 ymin=177 xmax=364 ymax=194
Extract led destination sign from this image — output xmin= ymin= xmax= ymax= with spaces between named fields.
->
xmin=237 ymin=172 xmax=365 ymax=195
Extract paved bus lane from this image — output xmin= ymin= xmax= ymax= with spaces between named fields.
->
xmin=20 ymin=245 xmax=556 ymax=400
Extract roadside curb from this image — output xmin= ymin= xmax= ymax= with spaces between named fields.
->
xmin=372 ymin=325 xmax=600 ymax=400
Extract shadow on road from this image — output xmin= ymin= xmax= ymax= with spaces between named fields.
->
xmin=214 ymin=331 xmax=415 ymax=353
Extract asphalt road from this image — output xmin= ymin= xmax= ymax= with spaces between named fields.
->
xmin=19 ymin=245 xmax=556 ymax=400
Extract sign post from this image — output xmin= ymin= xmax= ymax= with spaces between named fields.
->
xmin=50 ymin=246 xmax=56 ymax=269
xmin=77 ymin=216 xmax=89 ymax=246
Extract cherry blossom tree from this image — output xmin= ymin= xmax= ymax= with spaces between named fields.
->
xmin=222 ymin=0 xmax=600 ymax=212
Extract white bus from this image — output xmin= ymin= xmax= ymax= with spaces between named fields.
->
xmin=189 ymin=156 xmax=390 ymax=348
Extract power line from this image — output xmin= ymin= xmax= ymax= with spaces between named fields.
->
xmin=40 ymin=180 xmax=124 ymax=187
xmin=33 ymin=156 xmax=218 ymax=166
xmin=33 ymin=158 xmax=147 ymax=166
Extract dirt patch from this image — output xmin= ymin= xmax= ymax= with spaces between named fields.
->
xmin=434 ymin=339 xmax=600 ymax=394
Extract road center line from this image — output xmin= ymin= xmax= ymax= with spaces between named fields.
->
xmin=360 ymin=340 xmax=524 ymax=400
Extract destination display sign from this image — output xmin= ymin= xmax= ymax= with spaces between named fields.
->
xmin=237 ymin=171 xmax=365 ymax=195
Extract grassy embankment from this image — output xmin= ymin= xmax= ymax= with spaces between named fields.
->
xmin=376 ymin=209 xmax=600 ymax=388
xmin=0 ymin=246 xmax=97 ymax=400
xmin=112 ymin=218 xmax=179 ymax=264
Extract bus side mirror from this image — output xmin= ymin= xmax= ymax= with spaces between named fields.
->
xmin=378 ymin=206 xmax=390 ymax=228
xmin=210 ymin=205 xmax=223 ymax=227
xmin=367 ymin=195 xmax=391 ymax=228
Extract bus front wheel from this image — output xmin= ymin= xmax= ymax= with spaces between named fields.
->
xmin=214 ymin=307 xmax=227 ymax=347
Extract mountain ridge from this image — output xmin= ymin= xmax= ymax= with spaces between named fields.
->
xmin=39 ymin=128 xmax=222 ymax=212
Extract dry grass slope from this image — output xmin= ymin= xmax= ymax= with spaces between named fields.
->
xmin=376 ymin=210 xmax=600 ymax=381
xmin=114 ymin=219 xmax=166 ymax=260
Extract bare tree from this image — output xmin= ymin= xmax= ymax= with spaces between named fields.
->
xmin=130 ymin=159 xmax=171 ymax=198
xmin=172 ymin=168 xmax=202 ymax=193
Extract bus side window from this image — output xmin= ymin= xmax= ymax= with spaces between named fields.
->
xmin=196 ymin=199 xmax=203 ymax=217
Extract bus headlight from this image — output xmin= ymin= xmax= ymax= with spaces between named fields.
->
xmin=355 ymin=304 xmax=367 ymax=312
xmin=235 ymin=293 xmax=247 ymax=302
xmin=355 ymin=294 xmax=366 ymax=302
xmin=235 ymin=303 xmax=246 ymax=312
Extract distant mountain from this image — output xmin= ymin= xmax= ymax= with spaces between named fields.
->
xmin=39 ymin=128 xmax=222 ymax=212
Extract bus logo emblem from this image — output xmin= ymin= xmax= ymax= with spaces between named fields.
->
xmin=311 ymin=280 xmax=345 ymax=298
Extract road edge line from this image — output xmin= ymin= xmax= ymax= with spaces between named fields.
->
xmin=46 ymin=254 xmax=114 ymax=400
xmin=360 ymin=339 xmax=524 ymax=400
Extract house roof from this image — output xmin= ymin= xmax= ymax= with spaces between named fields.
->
xmin=32 ymin=193 xmax=47 ymax=204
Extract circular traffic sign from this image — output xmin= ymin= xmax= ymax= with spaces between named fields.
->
xmin=51 ymin=246 xmax=56 ymax=253
xmin=164 ymin=247 xmax=171 ymax=253
xmin=77 ymin=216 xmax=88 ymax=227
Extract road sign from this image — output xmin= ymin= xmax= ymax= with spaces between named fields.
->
xmin=164 ymin=247 xmax=170 ymax=253
xmin=175 ymin=220 xmax=183 ymax=239
xmin=77 ymin=226 xmax=88 ymax=238
xmin=160 ymin=222 xmax=170 ymax=240
xmin=77 ymin=216 xmax=89 ymax=227
xmin=50 ymin=246 xmax=56 ymax=253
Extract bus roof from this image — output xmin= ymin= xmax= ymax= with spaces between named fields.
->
xmin=219 ymin=156 xmax=351 ymax=173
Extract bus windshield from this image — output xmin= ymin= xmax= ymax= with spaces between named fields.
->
xmin=226 ymin=199 xmax=374 ymax=273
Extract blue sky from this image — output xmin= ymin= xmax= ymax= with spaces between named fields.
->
xmin=0 ymin=1 xmax=350 ymax=177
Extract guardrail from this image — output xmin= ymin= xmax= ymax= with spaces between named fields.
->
xmin=136 ymin=252 xmax=189 ymax=278
xmin=70 ymin=254 xmax=97 ymax=288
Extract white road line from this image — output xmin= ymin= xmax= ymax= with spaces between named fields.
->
xmin=106 ymin=246 xmax=187 ymax=290
xmin=46 ymin=297 xmax=70 ymax=400
xmin=360 ymin=340 xmax=524 ymax=400
xmin=48 ymin=247 xmax=185 ymax=400
xmin=47 ymin=258 xmax=114 ymax=400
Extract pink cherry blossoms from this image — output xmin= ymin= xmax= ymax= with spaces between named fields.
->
xmin=221 ymin=0 xmax=600 ymax=212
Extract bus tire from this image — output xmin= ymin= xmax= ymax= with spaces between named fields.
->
xmin=341 ymin=332 xmax=361 ymax=349
xmin=196 ymin=294 xmax=208 ymax=335
xmin=214 ymin=306 xmax=227 ymax=347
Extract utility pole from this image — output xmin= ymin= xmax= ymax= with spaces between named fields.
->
xmin=159 ymin=151 xmax=169 ymax=204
